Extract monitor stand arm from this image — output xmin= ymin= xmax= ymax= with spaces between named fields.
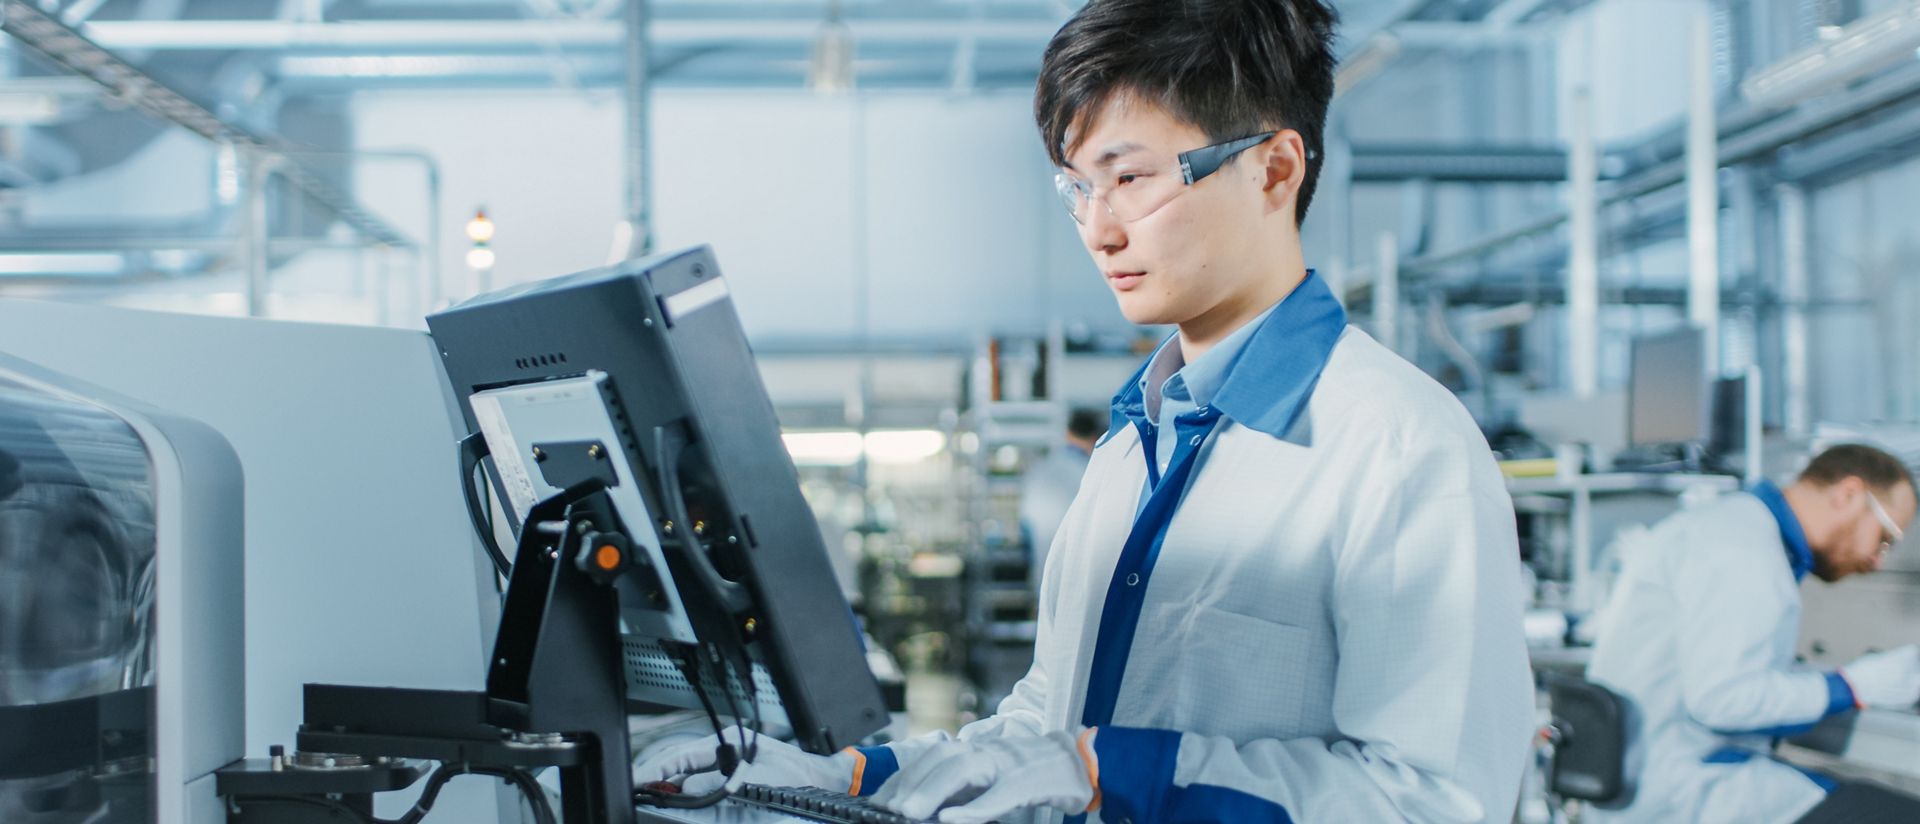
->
xmin=485 ymin=478 xmax=638 ymax=823
xmin=216 ymin=481 xmax=644 ymax=824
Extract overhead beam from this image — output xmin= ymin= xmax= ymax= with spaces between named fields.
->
xmin=1348 ymin=144 xmax=1572 ymax=182
xmin=1 ymin=1 xmax=412 ymax=249
xmin=1368 ymin=50 xmax=1920 ymax=297
xmin=78 ymin=18 xmax=1062 ymax=51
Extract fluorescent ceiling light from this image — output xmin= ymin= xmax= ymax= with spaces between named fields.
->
xmin=784 ymin=430 xmax=864 ymax=466
xmin=781 ymin=429 xmax=947 ymax=466
xmin=0 ymin=253 xmax=126 ymax=277
xmin=862 ymin=430 xmax=946 ymax=464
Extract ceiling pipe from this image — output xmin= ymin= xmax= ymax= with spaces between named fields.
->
xmin=1359 ymin=54 xmax=1920 ymax=299
xmin=81 ymin=18 xmax=1062 ymax=50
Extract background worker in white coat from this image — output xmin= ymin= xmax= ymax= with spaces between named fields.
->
xmin=1585 ymin=444 xmax=1920 ymax=823
xmin=639 ymin=1 xmax=1535 ymax=820
xmin=1019 ymin=408 xmax=1102 ymax=590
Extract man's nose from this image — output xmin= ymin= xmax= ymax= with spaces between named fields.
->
xmin=1081 ymin=200 xmax=1127 ymax=254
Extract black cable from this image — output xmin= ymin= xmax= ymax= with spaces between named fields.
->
xmin=239 ymin=764 xmax=556 ymax=824
xmin=679 ymin=647 xmax=730 ymax=745
xmin=744 ymin=658 xmax=762 ymax=765
xmin=712 ymin=652 xmax=752 ymax=765
xmin=472 ymin=766 xmax=558 ymax=824
xmin=728 ymin=656 xmax=760 ymax=765
xmin=401 ymin=764 xmax=559 ymax=824
xmin=392 ymin=764 xmax=461 ymax=824
xmin=634 ymin=646 xmax=738 ymax=811
xmin=459 ymin=432 xmax=512 ymax=579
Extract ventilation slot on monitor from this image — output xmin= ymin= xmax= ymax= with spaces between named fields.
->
xmin=513 ymin=353 xmax=569 ymax=370
xmin=622 ymin=636 xmax=788 ymax=726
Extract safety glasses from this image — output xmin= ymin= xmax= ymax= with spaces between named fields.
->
xmin=1865 ymin=489 xmax=1904 ymax=556
xmin=1053 ymin=131 xmax=1279 ymax=225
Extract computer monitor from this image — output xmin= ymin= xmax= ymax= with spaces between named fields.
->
xmin=1709 ymin=375 xmax=1746 ymax=458
xmin=1627 ymin=327 xmax=1709 ymax=448
xmin=426 ymin=245 xmax=887 ymax=756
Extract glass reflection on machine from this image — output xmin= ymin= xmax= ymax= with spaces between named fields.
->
xmin=0 ymin=375 xmax=156 ymax=823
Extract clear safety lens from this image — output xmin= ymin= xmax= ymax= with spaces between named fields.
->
xmin=1054 ymin=158 xmax=1190 ymax=225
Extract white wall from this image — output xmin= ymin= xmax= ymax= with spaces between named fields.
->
xmin=347 ymin=87 xmax=1128 ymax=341
xmin=350 ymin=88 xmax=628 ymax=322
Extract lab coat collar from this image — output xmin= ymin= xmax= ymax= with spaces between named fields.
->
xmin=1750 ymin=479 xmax=1814 ymax=582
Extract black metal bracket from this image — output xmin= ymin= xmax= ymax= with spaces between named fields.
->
xmin=485 ymin=479 xmax=636 ymax=823
xmin=217 ymin=483 xmax=651 ymax=824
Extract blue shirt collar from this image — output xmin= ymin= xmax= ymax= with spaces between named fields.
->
xmin=1136 ymin=300 xmax=1278 ymax=420
xmin=1107 ymin=270 xmax=1348 ymax=442
xmin=1750 ymin=479 xmax=1814 ymax=582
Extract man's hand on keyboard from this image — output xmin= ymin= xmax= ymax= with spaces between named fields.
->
xmin=869 ymin=731 xmax=1095 ymax=824
xmin=635 ymin=727 xmax=858 ymax=795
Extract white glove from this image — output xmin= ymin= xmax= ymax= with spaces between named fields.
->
xmin=869 ymin=731 xmax=1095 ymax=824
xmin=1841 ymin=645 xmax=1920 ymax=709
xmin=633 ymin=727 xmax=856 ymax=795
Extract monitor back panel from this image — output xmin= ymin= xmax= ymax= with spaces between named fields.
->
xmin=429 ymin=246 xmax=887 ymax=752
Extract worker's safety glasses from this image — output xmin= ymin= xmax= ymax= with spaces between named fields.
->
xmin=1866 ymin=489 xmax=1904 ymax=557
xmin=1053 ymin=131 xmax=1278 ymax=225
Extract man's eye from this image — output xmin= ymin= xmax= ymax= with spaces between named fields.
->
xmin=1115 ymin=174 xmax=1139 ymax=186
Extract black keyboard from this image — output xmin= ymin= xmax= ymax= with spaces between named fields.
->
xmin=727 ymin=783 xmax=931 ymax=824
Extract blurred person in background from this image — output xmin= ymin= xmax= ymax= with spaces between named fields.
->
xmin=1020 ymin=407 xmax=1103 ymax=590
xmin=1586 ymin=443 xmax=1920 ymax=823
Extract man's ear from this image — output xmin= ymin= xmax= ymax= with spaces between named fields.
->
xmin=1831 ymin=476 xmax=1865 ymax=508
xmin=1259 ymin=130 xmax=1308 ymax=216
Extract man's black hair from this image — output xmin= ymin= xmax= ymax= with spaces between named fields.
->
xmin=1800 ymin=443 xmax=1916 ymax=496
xmin=1067 ymin=407 xmax=1106 ymax=442
xmin=1034 ymin=0 xmax=1340 ymax=227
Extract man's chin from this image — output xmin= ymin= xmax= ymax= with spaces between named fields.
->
xmin=1113 ymin=298 xmax=1177 ymax=328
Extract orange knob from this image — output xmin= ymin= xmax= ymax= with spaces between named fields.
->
xmin=594 ymin=544 xmax=622 ymax=571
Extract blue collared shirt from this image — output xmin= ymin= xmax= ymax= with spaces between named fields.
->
xmin=1135 ymin=301 xmax=1280 ymax=477
xmin=1107 ymin=270 xmax=1348 ymax=477
xmin=1750 ymin=479 xmax=1814 ymax=582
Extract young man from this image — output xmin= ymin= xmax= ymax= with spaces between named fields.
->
xmin=1584 ymin=444 xmax=1920 ymax=823
xmin=640 ymin=1 xmax=1533 ymax=821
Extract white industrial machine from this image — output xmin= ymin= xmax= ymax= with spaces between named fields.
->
xmin=0 ymin=352 xmax=243 ymax=823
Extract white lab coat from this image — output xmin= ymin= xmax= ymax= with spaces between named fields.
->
xmin=957 ymin=326 xmax=1534 ymax=823
xmin=1584 ymin=492 xmax=1837 ymax=824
